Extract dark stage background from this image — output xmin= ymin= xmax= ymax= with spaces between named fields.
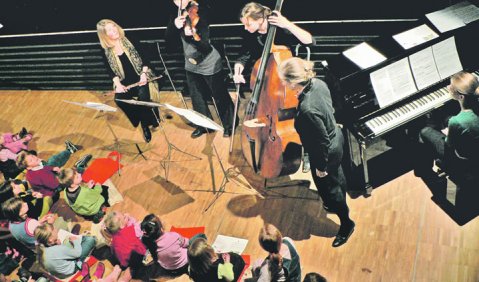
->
xmin=0 ymin=0 xmax=458 ymax=35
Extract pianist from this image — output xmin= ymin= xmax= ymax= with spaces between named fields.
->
xmin=416 ymin=71 xmax=479 ymax=178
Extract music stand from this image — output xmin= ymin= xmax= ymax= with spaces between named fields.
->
xmin=62 ymin=100 xmax=123 ymax=175
xmin=116 ymin=100 xmax=202 ymax=181
xmin=162 ymin=104 xmax=236 ymax=211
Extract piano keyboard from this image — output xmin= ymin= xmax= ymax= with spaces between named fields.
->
xmin=365 ymin=87 xmax=451 ymax=135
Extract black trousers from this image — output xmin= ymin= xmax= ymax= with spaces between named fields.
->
xmin=311 ymin=128 xmax=349 ymax=213
xmin=114 ymin=85 xmax=159 ymax=128
xmin=186 ymin=70 xmax=235 ymax=130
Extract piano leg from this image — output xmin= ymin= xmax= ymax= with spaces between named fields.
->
xmin=359 ymin=141 xmax=373 ymax=197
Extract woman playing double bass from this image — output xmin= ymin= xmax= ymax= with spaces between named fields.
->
xmin=233 ymin=2 xmax=315 ymax=85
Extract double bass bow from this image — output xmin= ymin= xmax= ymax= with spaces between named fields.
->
xmin=241 ymin=0 xmax=302 ymax=178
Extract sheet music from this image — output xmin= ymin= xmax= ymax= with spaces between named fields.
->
xmin=451 ymin=1 xmax=479 ymax=24
xmin=343 ymin=42 xmax=387 ymax=69
xmin=426 ymin=1 xmax=479 ymax=32
xmin=63 ymin=100 xmax=117 ymax=112
xmin=409 ymin=47 xmax=441 ymax=90
xmin=393 ymin=24 xmax=439 ymax=50
xmin=57 ymin=229 xmax=82 ymax=246
xmin=432 ymin=37 xmax=463 ymax=79
xmin=212 ymin=234 xmax=248 ymax=254
xmin=163 ymin=103 xmax=223 ymax=131
xmin=370 ymin=58 xmax=418 ymax=108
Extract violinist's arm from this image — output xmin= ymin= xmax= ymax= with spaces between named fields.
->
xmin=268 ymin=11 xmax=314 ymax=45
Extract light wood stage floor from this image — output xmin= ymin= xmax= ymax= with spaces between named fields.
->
xmin=1 ymin=90 xmax=478 ymax=282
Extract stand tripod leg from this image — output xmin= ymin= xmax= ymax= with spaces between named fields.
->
xmin=151 ymin=108 xmax=201 ymax=182
xmin=204 ymin=139 xmax=230 ymax=212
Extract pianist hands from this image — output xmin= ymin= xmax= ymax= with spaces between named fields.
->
xmin=316 ymin=169 xmax=328 ymax=178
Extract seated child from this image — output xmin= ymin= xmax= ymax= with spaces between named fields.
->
xmin=0 ymin=179 xmax=51 ymax=219
xmin=1 ymin=197 xmax=59 ymax=250
xmin=140 ymin=214 xmax=189 ymax=274
xmin=104 ymin=211 xmax=146 ymax=270
xmin=188 ymin=238 xmax=245 ymax=282
xmin=34 ymin=223 xmax=97 ymax=279
xmin=58 ymin=168 xmax=109 ymax=223
xmin=15 ymin=141 xmax=89 ymax=197
xmin=0 ymin=128 xmax=32 ymax=162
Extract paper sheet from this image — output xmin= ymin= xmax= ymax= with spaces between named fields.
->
xmin=393 ymin=24 xmax=439 ymax=50
xmin=343 ymin=42 xmax=387 ymax=69
xmin=432 ymin=37 xmax=463 ymax=79
xmin=409 ymin=47 xmax=441 ymax=90
xmin=370 ymin=58 xmax=418 ymax=108
xmin=63 ymin=100 xmax=117 ymax=112
xmin=163 ymin=103 xmax=223 ymax=131
xmin=212 ymin=234 xmax=248 ymax=254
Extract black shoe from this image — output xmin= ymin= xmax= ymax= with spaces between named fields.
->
xmin=223 ymin=128 xmax=233 ymax=137
xmin=71 ymin=223 xmax=81 ymax=235
xmin=18 ymin=127 xmax=28 ymax=139
xmin=332 ymin=221 xmax=355 ymax=247
xmin=65 ymin=140 xmax=79 ymax=153
xmin=191 ymin=127 xmax=207 ymax=139
xmin=75 ymin=154 xmax=92 ymax=169
xmin=142 ymin=125 xmax=152 ymax=143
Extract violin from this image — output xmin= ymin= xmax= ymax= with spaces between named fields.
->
xmin=179 ymin=0 xmax=201 ymax=41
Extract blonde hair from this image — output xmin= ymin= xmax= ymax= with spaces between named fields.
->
xmin=58 ymin=168 xmax=76 ymax=188
xmin=278 ymin=57 xmax=316 ymax=86
xmin=104 ymin=211 xmax=122 ymax=234
xmin=96 ymin=19 xmax=125 ymax=49
xmin=240 ymin=2 xmax=272 ymax=20
xmin=187 ymin=238 xmax=217 ymax=276
xmin=34 ymin=223 xmax=54 ymax=271
xmin=34 ymin=223 xmax=54 ymax=246
xmin=450 ymin=71 xmax=479 ymax=111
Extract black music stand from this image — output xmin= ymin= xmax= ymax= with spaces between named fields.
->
xmin=62 ymin=100 xmax=124 ymax=175
xmin=162 ymin=104 xmax=240 ymax=211
xmin=116 ymin=100 xmax=202 ymax=181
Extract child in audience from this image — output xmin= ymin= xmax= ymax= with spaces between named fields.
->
xmin=252 ymin=223 xmax=301 ymax=282
xmin=34 ymin=223 xmax=97 ymax=279
xmin=103 ymin=211 xmax=146 ymax=270
xmin=140 ymin=213 xmax=189 ymax=274
xmin=187 ymin=237 xmax=245 ymax=282
xmin=0 ymin=179 xmax=51 ymax=219
xmin=0 ymin=128 xmax=32 ymax=162
xmin=58 ymin=168 xmax=109 ymax=223
xmin=1 ymin=197 xmax=57 ymax=250
xmin=16 ymin=142 xmax=90 ymax=197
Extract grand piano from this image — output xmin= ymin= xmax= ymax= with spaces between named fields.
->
xmin=326 ymin=18 xmax=478 ymax=192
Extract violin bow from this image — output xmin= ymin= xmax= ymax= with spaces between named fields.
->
xmin=103 ymin=76 xmax=163 ymax=96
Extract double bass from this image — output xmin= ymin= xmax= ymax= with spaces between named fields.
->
xmin=241 ymin=0 xmax=302 ymax=179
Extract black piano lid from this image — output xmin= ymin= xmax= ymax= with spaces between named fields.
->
xmin=327 ymin=19 xmax=479 ymax=123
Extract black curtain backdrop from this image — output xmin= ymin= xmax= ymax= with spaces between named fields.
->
xmin=0 ymin=0 xmax=460 ymax=35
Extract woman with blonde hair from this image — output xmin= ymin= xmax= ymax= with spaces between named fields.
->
xmin=416 ymin=71 xmax=479 ymax=177
xmin=277 ymin=57 xmax=355 ymax=248
xmin=96 ymin=19 xmax=160 ymax=143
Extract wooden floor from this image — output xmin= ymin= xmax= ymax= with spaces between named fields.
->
xmin=1 ymin=90 xmax=479 ymax=282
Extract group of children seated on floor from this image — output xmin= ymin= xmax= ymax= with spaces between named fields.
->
xmin=1 ymin=128 xmax=327 ymax=281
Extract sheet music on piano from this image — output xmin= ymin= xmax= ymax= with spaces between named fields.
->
xmin=432 ymin=37 xmax=463 ymax=79
xmin=426 ymin=1 xmax=479 ymax=33
xmin=409 ymin=47 xmax=441 ymax=90
xmin=370 ymin=58 xmax=418 ymax=108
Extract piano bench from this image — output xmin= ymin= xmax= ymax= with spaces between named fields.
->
xmin=434 ymin=159 xmax=477 ymax=189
